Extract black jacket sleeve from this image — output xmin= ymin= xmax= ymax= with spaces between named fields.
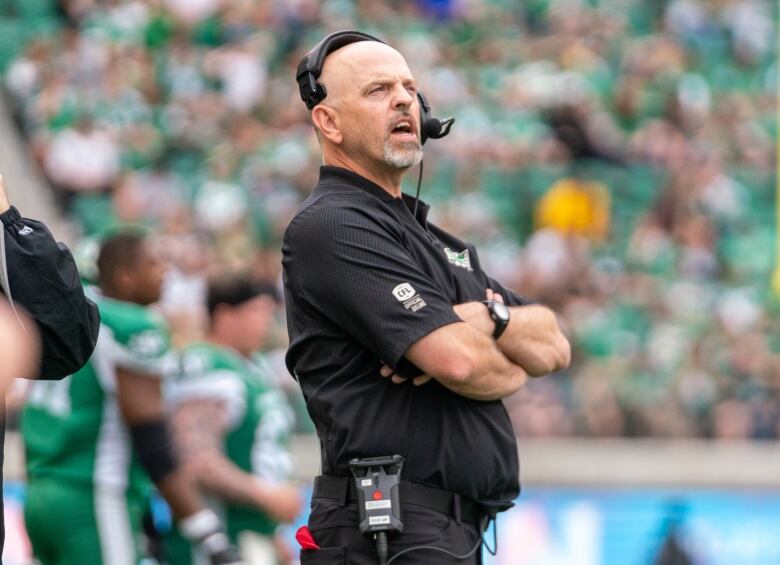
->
xmin=1 ymin=206 xmax=100 ymax=380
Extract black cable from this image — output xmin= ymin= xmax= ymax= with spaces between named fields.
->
xmin=412 ymin=158 xmax=424 ymax=219
xmin=385 ymin=514 xmax=495 ymax=565
xmin=483 ymin=514 xmax=498 ymax=556
xmin=376 ymin=531 xmax=389 ymax=565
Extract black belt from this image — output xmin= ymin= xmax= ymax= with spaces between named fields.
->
xmin=312 ymin=475 xmax=484 ymax=525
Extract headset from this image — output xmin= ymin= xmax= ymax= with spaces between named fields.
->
xmin=296 ymin=30 xmax=455 ymax=145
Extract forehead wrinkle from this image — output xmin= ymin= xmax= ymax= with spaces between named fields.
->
xmin=358 ymin=69 xmax=416 ymax=88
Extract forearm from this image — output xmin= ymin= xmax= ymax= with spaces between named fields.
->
xmin=161 ymin=473 xmax=243 ymax=562
xmin=171 ymin=399 xmax=300 ymax=523
xmin=438 ymin=336 xmax=528 ymax=401
xmin=498 ymin=305 xmax=571 ymax=376
xmin=127 ymin=417 xmax=209 ymax=521
xmin=119 ymin=372 xmax=210 ymax=523
xmin=406 ymin=321 xmax=528 ymax=401
xmin=189 ymin=452 xmax=300 ymax=523
xmin=0 ymin=174 xmax=9 ymax=213
xmin=191 ymin=451 xmax=268 ymax=507
xmin=455 ymin=302 xmax=570 ymax=377
xmin=156 ymin=469 xmax=207 ymax=521
xmin=0 ymin=301 xmax=39 ymax=384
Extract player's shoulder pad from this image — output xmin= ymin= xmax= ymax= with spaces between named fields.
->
xmin=180 ymin=342 xmax=244 ymax=380
xmin=99 ymin=298 xmax=170 ymax=357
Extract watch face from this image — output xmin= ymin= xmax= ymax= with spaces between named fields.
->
xmin=493 ymin=301 xmax=510 ymax=321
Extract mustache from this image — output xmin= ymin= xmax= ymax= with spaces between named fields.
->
xmin=387 ymin=112 xmax=418 ymax=135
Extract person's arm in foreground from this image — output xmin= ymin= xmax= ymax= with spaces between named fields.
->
xmin=0 ymin=174 xmax=100 ymax=380
xmin=0 ymin=299 xmax=39 ymax=389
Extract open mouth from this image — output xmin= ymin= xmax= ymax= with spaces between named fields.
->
xmin=390 ymin=119 xmax=417 ymax=141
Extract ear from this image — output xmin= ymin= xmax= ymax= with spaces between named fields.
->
xmin=312 ymin=105 xmax=342 ymax=145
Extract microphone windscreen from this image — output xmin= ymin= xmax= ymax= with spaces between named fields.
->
xmin=421 ymin=118 xmax=442 ymax=140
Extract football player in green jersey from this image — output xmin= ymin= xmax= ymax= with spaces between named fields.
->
xmin=166 ymin=276 xmax=302 ymax=564
xmin=22 ymin=230 xmax=243 ymax=565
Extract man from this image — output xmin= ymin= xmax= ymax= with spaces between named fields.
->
xmin=0 ymin=173 xmax=100 ymax=549
xmin=166 ymin=277 xmax=302 ymax=564
xmin=22 ymin=230 xmax=242 ymax=565
xmin=283 ymin=32 xmax=571 ymax=564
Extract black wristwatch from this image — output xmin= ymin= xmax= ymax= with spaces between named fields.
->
xmin=481 ymin=300 xmax=510 ymax=340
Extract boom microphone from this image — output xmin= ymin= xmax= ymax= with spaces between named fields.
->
xmin=421 ymin=116 xmax=455 ymax=143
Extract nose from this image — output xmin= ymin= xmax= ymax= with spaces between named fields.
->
xmin=391 ymin=84 xmax=414 ymax=111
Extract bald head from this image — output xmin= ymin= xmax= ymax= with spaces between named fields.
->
xmin=318 ymin=41 xmax=412 ymax=109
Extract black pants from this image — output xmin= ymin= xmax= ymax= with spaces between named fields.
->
xmin=301 ymin=496 xmax=485 ymax=564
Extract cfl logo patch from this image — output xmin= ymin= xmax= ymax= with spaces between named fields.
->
xmin=392 ymin=283 xmax=416 ymax=301
xmin=392 ymin=282 xmax=427 ymax=312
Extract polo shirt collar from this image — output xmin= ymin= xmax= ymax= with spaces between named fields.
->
xmin=317 ymin=165 xmax=431 ymax=224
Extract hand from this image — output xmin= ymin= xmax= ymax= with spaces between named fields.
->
xmin=379 ymin=363 xmax=432 ymax=386
xmin=253 ymin=479 xmax=302 ymax=523
xmin=453 ymin=301 xmax=494 ymax=335
xmin=0 ymin=174 xmax=10 ymax=214
xmin=451 ymin=289 xmax=505 ymax=337
xmin=199 ymin=531 xmax=244 ymax=565
xmin=274 ymin=533 xmax=295 ymax=565
xmin=486 ymin=288 xmax=504 ymax=304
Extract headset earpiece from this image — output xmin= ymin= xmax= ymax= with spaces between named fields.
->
xmin=303 ymin=73 xmax=327 ymax=110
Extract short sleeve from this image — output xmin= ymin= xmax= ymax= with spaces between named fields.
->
xmin=111 ymin=309 xmax=174 ymax=377
xmin=169 ymin=348 xmax=247 ymax=428
xmin=252 ymin=387 xmax=295 ymax=481
xmin=284 ymin=201 xmax=461 ymax=369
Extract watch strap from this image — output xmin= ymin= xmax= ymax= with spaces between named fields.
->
xmin=481 ymin=300 xmax=509 ymax=340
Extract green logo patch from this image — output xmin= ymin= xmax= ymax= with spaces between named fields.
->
xmin=444 ymin=247 xmax=473 ymax=271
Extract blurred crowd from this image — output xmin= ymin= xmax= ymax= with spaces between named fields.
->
xmin=1 ymin=0 xmax=778 ymax=440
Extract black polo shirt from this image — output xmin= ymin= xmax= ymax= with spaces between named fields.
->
xmin=282 ymin=166 xmax=532 ymax=512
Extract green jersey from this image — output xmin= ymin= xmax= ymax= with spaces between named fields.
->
xmin=171 ymin=343 xmax=295 ymax=539
xmin=22 ymin=293 xmax=173 ymax=500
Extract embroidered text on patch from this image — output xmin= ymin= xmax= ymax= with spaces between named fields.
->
xmin=392 ymin=282 xmax=427 ymax=312
xmin=444 ymin=248 xmax=473 ymax=271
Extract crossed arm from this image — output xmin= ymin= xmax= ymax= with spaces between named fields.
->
xmin=461 ymin=289 xmax=571 ymax=378
xmin=388 ymin=290 xmax=570 ymax=401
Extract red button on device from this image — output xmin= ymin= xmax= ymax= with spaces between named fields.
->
xmin=372 ymin=490 xmax=383 ymax=501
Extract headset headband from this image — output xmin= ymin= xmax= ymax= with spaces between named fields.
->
xmin=296 ymin=31 xmax=385 ymax=110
